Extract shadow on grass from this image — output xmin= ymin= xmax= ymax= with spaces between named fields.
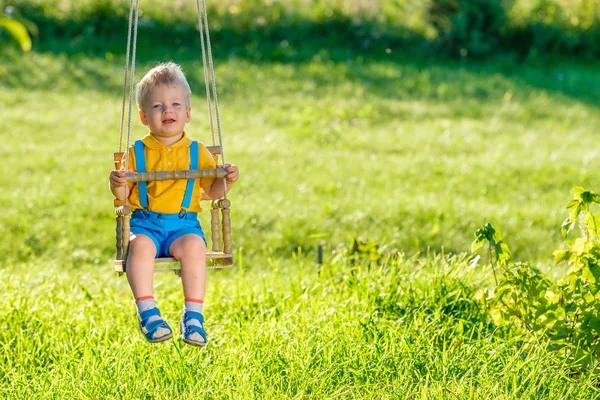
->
xmin=2 ymin=9 xmax=600 ymax=110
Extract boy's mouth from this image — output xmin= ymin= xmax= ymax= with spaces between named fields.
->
xmin=162 ymin=118 xmax=176 ymax=124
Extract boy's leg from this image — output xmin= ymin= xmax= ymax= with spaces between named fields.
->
xmin=126 ymin=234 xmax=157 ymax=298
xmin=169 ymin=234 xmax=207 ymax=300
xmin=170 ymin=234 xmax=208 ymax=346
xmin=127 ymin=234 xmax=172 ymax=342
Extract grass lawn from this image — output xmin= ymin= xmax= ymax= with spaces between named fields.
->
xmin=1 ymin=36 xmax=600 ymax=398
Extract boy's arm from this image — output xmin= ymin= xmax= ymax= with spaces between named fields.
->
xmin=206 ymin=164 xmax=239 ymax=199
xmin=109 ymin=170 xmax=127 ymax=200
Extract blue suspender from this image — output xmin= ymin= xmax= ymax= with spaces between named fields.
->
xmin=134 ymin=140 xmax=149 ymax=208
xmin=134 ymin=140 xmax=198 ymax=213
xmin=182 ymin=141 xmax=198 ymax=211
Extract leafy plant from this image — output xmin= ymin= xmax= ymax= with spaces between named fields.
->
xmin=552 ymin=187 xmax=600 ymax=366
xmin=472 ymin=188 xmax=600 ymax=370
xmin=472 ymin=224 xmax=556 ymax=337
xmin=471 ymin=223 xmax=511 ymax=284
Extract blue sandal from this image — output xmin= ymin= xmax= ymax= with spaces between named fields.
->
xmin=180 ymin=311 xmax=207 ymax=347
xmin=137 ymin=308 xmax=173 ymax=343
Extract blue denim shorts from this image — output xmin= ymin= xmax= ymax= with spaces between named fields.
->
xmin=130 ymin=210 xmax=206 ymax=258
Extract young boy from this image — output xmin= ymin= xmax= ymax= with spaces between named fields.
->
xmin=109 ymin=62 xmax=239 ymax=346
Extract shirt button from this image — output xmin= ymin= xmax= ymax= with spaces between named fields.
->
xmin=167 ymin=148 xmax=172 ymax=152
xmin=168 ymin=162 xmax=172 ymax=166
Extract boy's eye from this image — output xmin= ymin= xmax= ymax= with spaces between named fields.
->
xmin=153 ymin=104 xmax=162 ymax=109
xmin=173 ymin=103 xmax=180 ymax=106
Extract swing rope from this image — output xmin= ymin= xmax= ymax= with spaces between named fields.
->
xmin=196 ymin=0 xmax=228 ymax=199
xmin=117 ymin=0 xmax=141 ymax=207
xmin=118 ymin=0 xmax=135 ymax=155
xmin=195 ymin=0 xmax=216 ymax=147
xmin=124 ymin=0 xmax=140 ymax=207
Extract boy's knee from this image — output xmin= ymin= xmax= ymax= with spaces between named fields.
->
xmin=171 ymin=235 xmax=206 ymax=260
xmin=129 ymin=234 xmax=157 ymax=256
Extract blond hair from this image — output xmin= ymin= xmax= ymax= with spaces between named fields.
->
xmin=136 ymin=62 xmax=191 ymax=109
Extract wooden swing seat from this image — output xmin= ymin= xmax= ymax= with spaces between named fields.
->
xmin=114 ymin=252 xmax=233 ymax=274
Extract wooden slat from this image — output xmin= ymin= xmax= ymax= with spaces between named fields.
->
xmin=154 ymin=263 xmax=231 ymax=273
xmin=114 ymin=252 xmax=233 ymax=272
xmin=155 ymin=252 xmax=232 ymax=263
xmin=125 ymin=168 xmax=227 ymax=183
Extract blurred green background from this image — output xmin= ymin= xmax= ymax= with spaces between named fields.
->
xmin=3 ymin=0 xmax=600 ymax=59
xmin=3 ymin=0 xmax=600 ymax=61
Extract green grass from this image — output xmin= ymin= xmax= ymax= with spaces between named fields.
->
xmin=3 ymin=255 xmax=600 ymax=398
xmin=1 ymin=46 xmax=599 ymax=264
xmin=2 ymin=33 xmax=600 ymax=398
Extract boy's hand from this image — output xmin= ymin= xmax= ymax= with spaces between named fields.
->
xmin=109 ymin=170 xmax=127 ymax=188
xmin=224 ymin=164 xmax=239 ymax=184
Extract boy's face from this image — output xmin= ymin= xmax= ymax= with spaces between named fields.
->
xmin=139 ymin=84 xmax=191 ymax=143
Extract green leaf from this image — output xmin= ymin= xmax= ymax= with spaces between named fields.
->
xmin=572 ymin=186 xmax=585 ymax=199
xmin=471 ymin=238 xmax=484 ymax=253
xmin=497 ymin=242 xmax=511 ymax=262
xmin=569 ymin=203 xmax=582 ymax=225
xmin=588 ymin=264 xmax=600 ymax=283
xmin=0 ymin=17 xmax=32 ymax=52
xmin=565 ymin=303 xmax=578 ymax=313
xmin=581 ymin=266 xmax=596 ymax=284
xmin=586 ymin=318 xmax=600 ymax=336
xmin=472 ymin=223 xmax=498 ymax=252
xmin=571 ymin=237 xmax=588 ymax=255
xmin=583 ymin=212 xmax=600 ymax=238
xmin=583 ymin=292 xmax=595 ymax=304
xmin=544 ymin=289 xmax=561 ymax=305
xmin=490 ymin=307 xmax=506 ymax=325
xmin=580 ymin=190 xmax=599 ymax=206
xmin=566 ymin=199 xmax=580 ymax=210
xmin=492 ymin=226 xmax=503 ymax=242
xmin=553 ymin=248 xmax=569 ymax=265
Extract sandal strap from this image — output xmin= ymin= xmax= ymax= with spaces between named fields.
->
xmin=145 ymin=318 xmax=170 ymax=334
xmin=138 ymin=307 xmax=172 ymax=340
xmin=183 ymin=311 xmax=204 ymax=324
xmin=184 ymin=324 xmax=206 ymax=338
xmin=139 ymin=307 xmax=161 ymax=322
xmin=182 ymin=311 xmax=206 ymax=341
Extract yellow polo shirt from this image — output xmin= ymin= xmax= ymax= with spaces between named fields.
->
xmin=126 ymin=133 xmax=216 ymax=213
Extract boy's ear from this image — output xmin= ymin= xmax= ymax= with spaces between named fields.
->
xmin=139 ymin=110 xmax=148 ymax=125
xmin=186 ymin=106 xmax=191 ymax=122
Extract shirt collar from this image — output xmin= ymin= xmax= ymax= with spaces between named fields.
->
xmin=141 ymin=132 xmax=192 ymax=149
